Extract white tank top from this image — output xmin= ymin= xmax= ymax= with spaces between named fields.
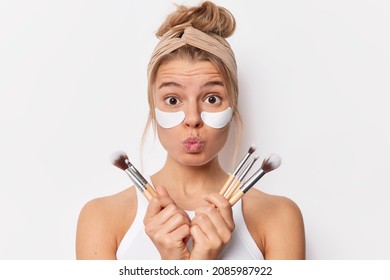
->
xmin=116 ymin=183 xmax=264 ymax=260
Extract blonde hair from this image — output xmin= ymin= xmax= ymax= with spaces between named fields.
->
xmin=141 ymin=1 xmax=242 ymax=168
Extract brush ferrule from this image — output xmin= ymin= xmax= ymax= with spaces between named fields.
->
xmin=126 ymin=160 xmax=148 ymax=185
xmin=237 ymin=157 xmax=257 ymax=182
xmin=241 ymin=169 xmax=266 ymax=193
xmin=233 ymin=153 xmax=251 ymax=176
xmin=125 ymin=169 xmax=146 ymax=192
xmin=130 ymin=165 xmax=148 ymax=185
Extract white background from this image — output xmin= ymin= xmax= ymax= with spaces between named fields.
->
xmin=1 ymin=0 xmax=389 ymax=259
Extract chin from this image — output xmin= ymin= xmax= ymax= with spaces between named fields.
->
xmin=176 ymin=152 xmax=218 ymax=167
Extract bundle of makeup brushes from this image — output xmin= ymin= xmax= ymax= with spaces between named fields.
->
xmin=111 ymin=145 xmax=281 ymax=205
xmin=219 ymin=145 xmax=282 ymax=205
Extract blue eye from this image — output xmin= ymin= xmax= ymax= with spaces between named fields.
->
xmin=205 ymin=95 xmax=221 ymax=105
xmin=164 ymin=96 xmax=180 ymax=105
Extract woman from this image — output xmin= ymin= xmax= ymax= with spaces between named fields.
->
xmin=76 ymin=1 xmax=305 ymax=260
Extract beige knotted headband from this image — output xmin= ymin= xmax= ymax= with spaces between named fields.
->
xmin=147 ymin=25 xmax=237 ymax=80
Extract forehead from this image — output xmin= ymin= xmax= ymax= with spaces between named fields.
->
xmin=155 ymin=59 xmax=223 ymax=84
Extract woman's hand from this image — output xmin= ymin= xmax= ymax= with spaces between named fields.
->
xmin=190 ymin=193 xmax=235 ymax=260
xmin=143 ymin=186 xmax=191 ymax=260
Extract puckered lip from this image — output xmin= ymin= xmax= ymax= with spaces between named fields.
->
xmin=182 ymin=136 xmax=204 ymax=145
xmin=182 ymin=136 xmax=205 ymax=153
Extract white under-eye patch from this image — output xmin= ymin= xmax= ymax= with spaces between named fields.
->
xmin=155 ymin=107 xmax=233 ymax=129
xmin=155 ymin=108 xmax=185 ymax=128
xmin=201 ymin=107 xmax=233 ymax=129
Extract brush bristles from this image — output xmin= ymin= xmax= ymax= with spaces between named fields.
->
xmin=261 ymin=153 xmax=281 ymax=173
xmin=248 ymin=144 xmax=256 ymax=155
xmin=111 ymin=151 xmax=129 ymax=171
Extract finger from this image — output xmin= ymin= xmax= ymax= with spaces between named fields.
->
xmin=154 ymin=186 xmax=191 ymax=221
xmin=190 ymin=224 xmax=208 ymax=245
xmin=144 ymin=196 xmax=172 ymax=221
xmin=143 ymin=186 xmax=175 ymax=221
xmin=195 ymin=211 xmax=231 ymax=244
xmin=159 ymin=212 xmax=191 ymax=235
xmin=145 ymin=202 xmax=188 ymax=229
xmin=194 ymin=204 xmax=233 ymax=243
xmin=153 ymin=222 xmax=190 ymax=247
xmin=191 ymin=213 xmax=220 ymax=243
xmin=169 ymin=224 xmax=190 ymax=242
xmin=203 ymin=193 xmax=235 ymax=230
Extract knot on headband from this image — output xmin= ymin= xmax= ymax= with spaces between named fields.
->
xmin=147 ymin=25 xmax=237 ymax=79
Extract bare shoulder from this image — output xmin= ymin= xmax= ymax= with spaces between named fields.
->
xmin=78 ymin=186 xmax=137 ymax=230
xmin=76 ymin=186 xmax=137 ymax=259
xmin=242 ymin=188 xmax=305 ymax=260
xmin=243 ymin=188 xmax=303 ymax=223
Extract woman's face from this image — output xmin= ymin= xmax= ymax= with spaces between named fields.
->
xmin=153 ymin=59 xmax=232 ymax=167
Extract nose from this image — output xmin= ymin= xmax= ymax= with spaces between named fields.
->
xmin=183 ymin=102 xmax=203 ymax=128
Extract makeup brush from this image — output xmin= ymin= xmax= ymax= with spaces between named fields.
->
xmin=224 ymin=156 xmax=259 ymax=200
xmin=229 ymin=153 xmax=281 ymax=206
xmin=111 ymin=151 xmax=157 ymax=201
xmin=219 ymin=144 xmax=256 ymax=196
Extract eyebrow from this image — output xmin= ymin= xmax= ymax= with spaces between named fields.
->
xmin=158 ymin=82 xmax=183 ymax=89
xmin=158 ymin=80 xmax=224 ymax=90
xmin=202 ymin=81 xmax=224 ymax=88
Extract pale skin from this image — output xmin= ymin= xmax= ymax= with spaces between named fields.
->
xmin=76 ymin=59 xmax=306 ymax=260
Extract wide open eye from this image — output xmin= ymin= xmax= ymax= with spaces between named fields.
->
xmin=164 ymin=96 xmax=181 ymax=106
xmin=204 ymin=95 xmax=222 ymax=105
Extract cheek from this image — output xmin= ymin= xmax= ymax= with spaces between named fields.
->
xmin=209 ymin=126 xmax=230 ymax=150
xmin=156 ymin=126 xmax=178 ymax=151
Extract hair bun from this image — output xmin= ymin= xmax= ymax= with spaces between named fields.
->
xmin=156 ymin=1 xmax=236 ymax=38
